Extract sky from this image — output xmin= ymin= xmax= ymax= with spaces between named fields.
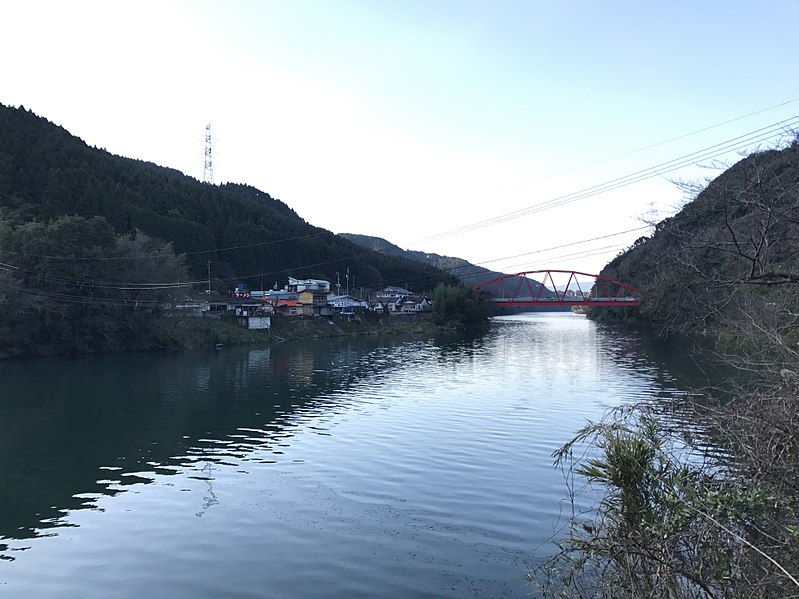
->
xmin=1 ymin=0 xmax=798 ymax=284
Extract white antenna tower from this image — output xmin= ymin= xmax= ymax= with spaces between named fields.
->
xmin=203 ymin=123 xmax=214 ymax=184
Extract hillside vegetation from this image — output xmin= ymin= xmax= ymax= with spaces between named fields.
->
xmin=0 ymin=104 xmax=457 ymax=356
xmin=0 ymin=104 xmax=454 ymax=291
xmin=540 ymin=139 xmax=799 ymax=598
xmin=597 ymin=138 xmax=799 ymax=377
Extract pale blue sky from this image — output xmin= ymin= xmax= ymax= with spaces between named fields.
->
xmin=1 ymin=0 xmax=797 ymax=279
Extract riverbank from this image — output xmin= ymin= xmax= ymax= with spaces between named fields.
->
xmin=162 ymin=312 xmax=453 ymax=350
xmin=0 ymin=310 xmax=470 ymax=360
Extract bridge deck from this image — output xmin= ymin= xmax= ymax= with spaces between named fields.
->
xmin=492 ymin=298 xmax=639 ymax=307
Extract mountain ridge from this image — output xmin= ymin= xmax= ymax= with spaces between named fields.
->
xmin=0 ymin=103 xmax=455 ymax=293
xmin=340 ymin=232 xmax=554 ymax=298
xmin=594 ymin=138 xmax=799 ymax=355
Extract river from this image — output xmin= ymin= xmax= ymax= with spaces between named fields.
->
xmin=0 ymin=313 xmax=697 ymax=597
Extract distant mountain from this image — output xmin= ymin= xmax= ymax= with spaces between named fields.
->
xmin=0 ymin=103 xmax=455 ymax=293
xmin=555 ymin=281 xmax=595 ymax=294
xmin=339 ymin=233 xmax=554 ymax=299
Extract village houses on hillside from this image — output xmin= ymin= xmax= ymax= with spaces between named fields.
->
xmin=202 ymin=277 xmax=433 ymax=329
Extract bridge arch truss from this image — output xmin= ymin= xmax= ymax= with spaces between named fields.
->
xmin=475 ymin=269 xmax=640 ymax=307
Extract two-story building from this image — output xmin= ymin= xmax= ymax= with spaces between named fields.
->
xmin=281 ymin=278 xmax=331 ymax=316
xmin=287 ymin=277 xmax=331 ymax=293
xmin=374 ymin=286 xmax=412 ymax=305
xmin=372 ymin=286 xmax=433 ymax=313
xmin=298 ymin=289 xmax=331 ymax=316
xmin=328 ymin=294 xmax=369 ymax=316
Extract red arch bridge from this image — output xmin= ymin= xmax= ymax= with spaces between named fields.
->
xmin=474 ymin=270 xmax=640 ymax=307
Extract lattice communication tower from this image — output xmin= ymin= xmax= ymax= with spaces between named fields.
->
xmin=203 ymin=123 xmax=214 ymax=184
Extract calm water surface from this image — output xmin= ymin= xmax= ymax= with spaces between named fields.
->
xmin=0 ymin=313 xmax=693 ymax=597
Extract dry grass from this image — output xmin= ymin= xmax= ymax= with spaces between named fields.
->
xmin=533 ymin=385 xmax=799 ymax=599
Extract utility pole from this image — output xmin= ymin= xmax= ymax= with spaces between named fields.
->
xmin=346 ymin=268 xmax=350 ymax=296
xmin=336 ymin=272 xmax=341 ymax=295
xmin=207 ymin=259 xmax=211 ymax=294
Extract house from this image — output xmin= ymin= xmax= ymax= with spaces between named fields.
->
xmin=328 ymin=294 xmax=369 ymax=315
xmin=207 ymin=296 xmax=272 ymax=329
xmin=251 ymin=289 xmax=298 ymax=306
xmin=287 ymin=277 xmax=331 ymax=293
xmin=243 ymin=277 xmax=333 ymax=317
xmin=274 ymin=298 xmax=301 ymax=316
xmin=396 ymin=296 xmax=432 ymax=313
xmin=298 ymin=289 xmax=330 ymax=316
xmin=374 ymin=286 xmax=412 ymax=304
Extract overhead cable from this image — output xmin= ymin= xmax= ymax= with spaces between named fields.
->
xmin=418 ymin=115 xmax=799 ymax=243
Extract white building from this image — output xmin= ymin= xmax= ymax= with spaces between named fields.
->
xmin=328 ymin=294 xmax=369 ymax=312
xmin=287 ymin=277 xmax=331 ymax=293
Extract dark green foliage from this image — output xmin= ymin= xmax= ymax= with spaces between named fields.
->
xmin=0 ymin=104 xmax=455 ymax=298
xmin=0 ymin=214 xmax=190 ymax=357
xmin=432 ymin=282 xmax=493 ymax=327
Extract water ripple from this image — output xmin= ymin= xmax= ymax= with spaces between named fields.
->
xmin=0 ymin=313 xmax=698 ymax=597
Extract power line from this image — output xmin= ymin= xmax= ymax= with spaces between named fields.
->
xmin=469 ymin=225 xmax=650 ymax=268
xmin=341 ymin=225 xmax=652 ymax=292
xmin=0 ymin=232 xmax=325 ymax=261
xmin=503 ymin=96 xmax=799 ymax=191
xmin=8 ymin=111 xmax=788 ymax=277
xmin=5 ymin=110 xmax=793 ymax=293
xmin=417 ymin=115 xmax=799 ymax=243
xmin=12 ymin=286 xmax=172 ymax=307
xmin=1 ymin=223 xmax=651 ymax=299
xmin=0 ymin=262 xmax=206 ymax=291
xmin=422 ymin=116 xmax=798 ymax=242
xmin=499 ymin=244 xmax=630 ymax=274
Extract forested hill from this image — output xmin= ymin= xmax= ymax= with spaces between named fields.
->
xmin=596 ymin=139 xmax=799 ymax=373
xmin=340 ymin=233 xmax=553 ymax=298
xmin=0 ymin=103 xmax=454 ymax=291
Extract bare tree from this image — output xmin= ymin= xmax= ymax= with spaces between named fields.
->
xmin=601 ymin=137 xmax=799 ymax=380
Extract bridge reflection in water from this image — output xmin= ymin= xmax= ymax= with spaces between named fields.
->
xmin=475 ymin=269 xmax=640 ymax=307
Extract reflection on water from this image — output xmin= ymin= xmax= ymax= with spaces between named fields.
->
xmin=0 ymin=313 xmax=698 ymax=597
